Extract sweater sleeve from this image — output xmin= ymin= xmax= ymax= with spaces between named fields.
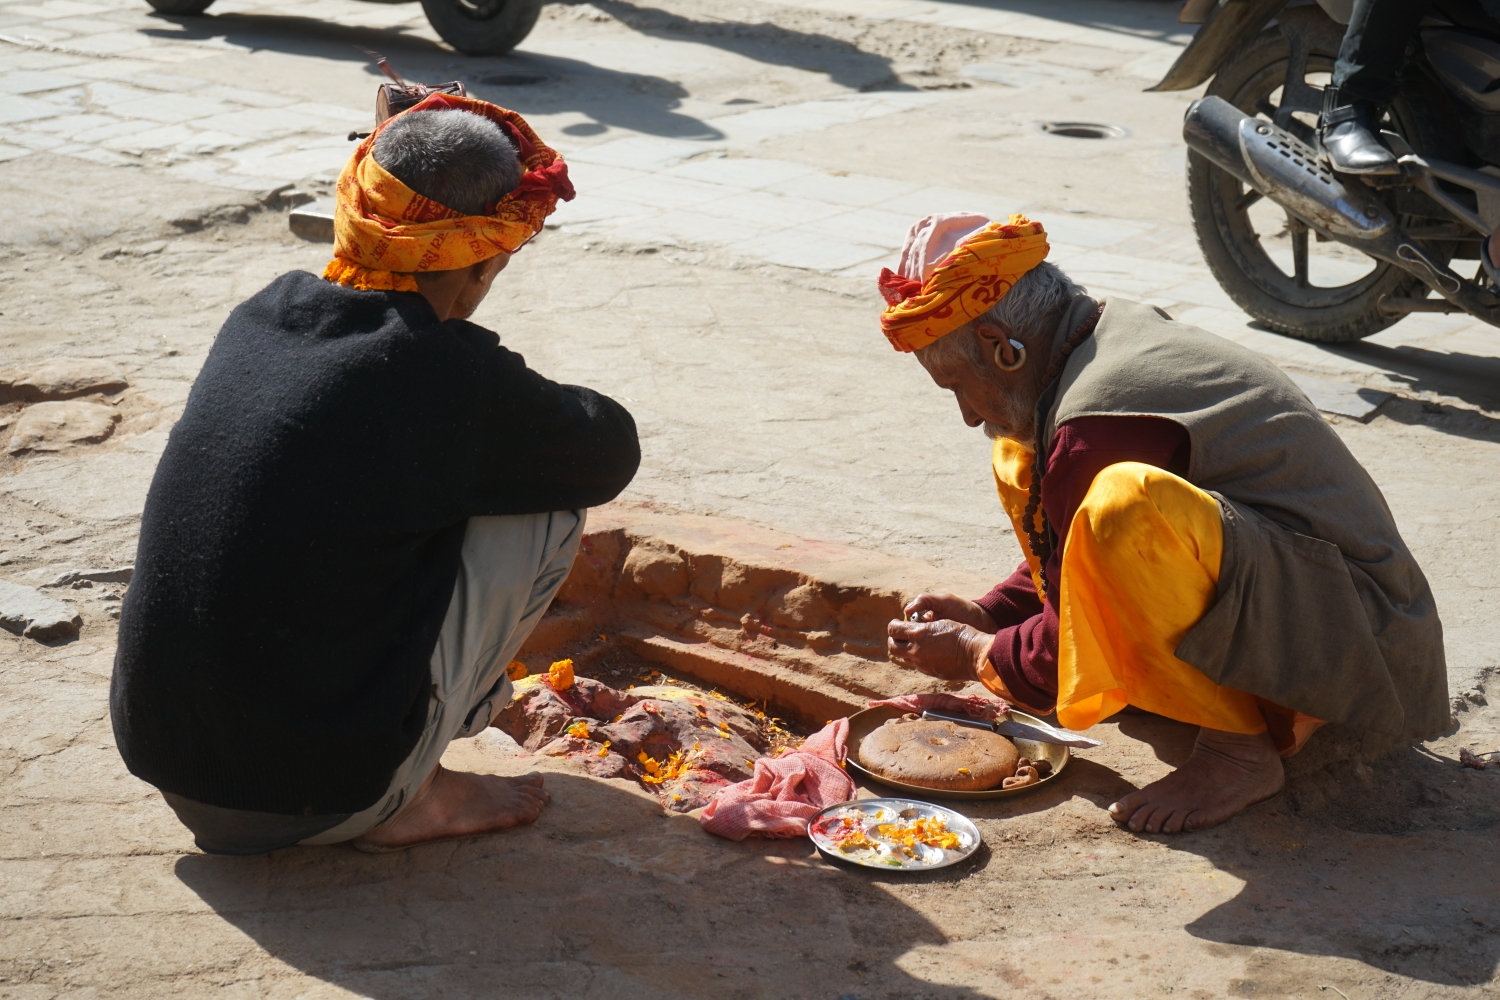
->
xmin=459 ymin=335 xmax=642 ymax=515
xmin=979 ymin=416 xmax=1191 ymax=712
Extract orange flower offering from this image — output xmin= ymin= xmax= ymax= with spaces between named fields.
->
xmin=637 ymin=748 xmax=693 ymax=785
xmin=875 ymin=817 xmax=963 ymax=852
xmin=507 ymin=660 xmax=528 ymax=681
xmin=597 ymin=740 xmax=612 ymax=758
xmin=566 ymin=720 xmax=589 ymax=739
xmin=548 ymin=658 xmax=575 ymax=690
xmin=837 ymin=830 xmax=881 ymax=853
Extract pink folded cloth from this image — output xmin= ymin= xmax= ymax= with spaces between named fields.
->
xmin=700 ymin=719 xmax=855 ymax=840
xmin=866 ymin=692 xmax=1010 ymax=720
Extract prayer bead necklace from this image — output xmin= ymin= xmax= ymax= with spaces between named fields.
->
xmin=1022 ymin=303 xmax=1105 ymax=601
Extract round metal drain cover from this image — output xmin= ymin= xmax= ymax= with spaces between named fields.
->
xmin=479 ymin=70 xmax=553 ymax=86
xmin=1040 ymin=121 xmax=1126 ymax=139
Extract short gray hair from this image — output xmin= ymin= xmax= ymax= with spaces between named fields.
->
xmin=917 ymin=261 xmax=1084 ymax=372
xmin=372 ymin=109 xmax=522 ymax=215
xmin=981 ymin=261 xmax=1084 ymax=343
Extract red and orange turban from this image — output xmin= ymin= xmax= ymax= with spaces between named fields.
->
xmin=878 ymin=213 xmax=1050 ymax=352
xmin=324 ymin=93 xmax=575 ymax=293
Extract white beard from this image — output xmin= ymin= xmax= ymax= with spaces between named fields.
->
xmin=983 ymin=421 xmax=1028 ymax=442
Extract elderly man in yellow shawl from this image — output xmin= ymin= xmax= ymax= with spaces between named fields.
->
xmin=111 ymin=96 xmax=640 ymax=854
xmin=883 ymin=213 xmax=1449 ymax=834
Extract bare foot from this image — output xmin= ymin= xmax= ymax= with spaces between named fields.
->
xmin=352 ymin=765 xmax=549 ymax=852
xmin=1108 ymin=728 xmax=1284 ymax=834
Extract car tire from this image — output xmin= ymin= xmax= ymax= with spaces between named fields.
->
xmin=144 ymin=0 xmax=215 ymax=14
xmin=420 ymin=0 xmax=542 ymax=56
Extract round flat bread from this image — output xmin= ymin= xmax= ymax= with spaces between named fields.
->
xmin=857 ymin=717 xmax=1019 ymax=791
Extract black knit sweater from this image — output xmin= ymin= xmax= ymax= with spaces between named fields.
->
xmin=110 ymin=271 xmax=639 ymax=814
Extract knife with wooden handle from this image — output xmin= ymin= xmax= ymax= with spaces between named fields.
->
xmin=921 ymin=710 xmax=1103 ymax=749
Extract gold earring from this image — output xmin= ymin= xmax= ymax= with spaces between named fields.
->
xmin=994 ymin=339 xmax=1026 ymax=372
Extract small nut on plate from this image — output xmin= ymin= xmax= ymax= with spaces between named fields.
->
xmin=1002 ymin=765 xmax=1040 ymax=789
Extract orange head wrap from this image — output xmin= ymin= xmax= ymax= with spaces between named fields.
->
xmin=323 ymin=93 xmax=575 ymax=293
xmin=877 ymin=213 xmax=1049 ymax=352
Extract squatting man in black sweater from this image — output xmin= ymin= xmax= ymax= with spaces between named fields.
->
xmin=110 ymin=96 xmax=640 ymax=854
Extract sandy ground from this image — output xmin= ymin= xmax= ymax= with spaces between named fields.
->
xmin=3 ymin=0 xmax=1500 ymax=997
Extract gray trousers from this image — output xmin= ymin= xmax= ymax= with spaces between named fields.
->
xmin=163 ymin=510 xmax=585 ymax=854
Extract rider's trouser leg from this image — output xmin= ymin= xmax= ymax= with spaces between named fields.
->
xmin=1333 ymin=0 xmax=1429 ymax=105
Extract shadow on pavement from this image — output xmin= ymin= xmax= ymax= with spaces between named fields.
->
xmin=1336 ymin=341 xmax=1500 ymax=414
xmin=141 ymin=11 xmax=441 ymax=60
xmin=585 ymin=0 xmax=904 ymax=93
xmin=175 ymin=770 xmax=990 ymax=999
xmin=1088 ymin=712 xmax=1500 ymax=987
xmin=1375 ymin=395 xmax=1500 ymax=444
xmin=1182 ymin=736 xmax=1500 ymax=989
xmin=465 ymin=51 xmax=723 ymax=140
xmin=139 ymin=12 xmax=723 ymax=140
xmin=873 ymin=0 xmax=1191 ymax=46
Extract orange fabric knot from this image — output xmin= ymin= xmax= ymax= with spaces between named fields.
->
xmin=878 ymin=215 xmax=1050 ymax=353
xmin=324 ymin=93 xmax=575 ymax=291
xmin=324 ymin=258 xmax=418 ymax=293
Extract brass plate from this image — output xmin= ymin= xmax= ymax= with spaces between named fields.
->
xmin=845 ymin=705 xmax=1070 ymax=800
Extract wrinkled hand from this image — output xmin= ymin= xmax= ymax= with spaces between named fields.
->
xmin=903 ymin=592 xmax=995 ymax=632
xmin=887 ymin=618 xmax=990 ymax=682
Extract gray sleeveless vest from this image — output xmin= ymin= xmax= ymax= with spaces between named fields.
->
xmin=1040 ymin=296 xmax=1448 ymax=742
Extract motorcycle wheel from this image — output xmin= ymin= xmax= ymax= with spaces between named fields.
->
xmin=144 ymin=0 xmax=215 ymax=14
xmin=420 ymin=0 xmax=542 ymax=56
xmin=1188 ymin=28 xmax=1454 ymax=342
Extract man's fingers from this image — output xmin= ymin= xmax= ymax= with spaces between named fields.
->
xmin=888 ymin=619 xmax=918 ymax=640
xmin=905 ymin=593 xmax=951 ymax=621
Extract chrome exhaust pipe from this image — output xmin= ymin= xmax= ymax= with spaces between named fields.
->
xmin=1182 ymin=95 xmax=1500 ymax=323
xmin=1184 ymin=96 xmax=1389 ymax=240
xmin=1182 ymin=95 xmax=1257 ymax=189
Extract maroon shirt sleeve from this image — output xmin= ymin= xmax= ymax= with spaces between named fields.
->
xmin=975 ymin=415 xmax=1191 ymax=713
xmin=974 ymin=561 xmax=1042 ymax=628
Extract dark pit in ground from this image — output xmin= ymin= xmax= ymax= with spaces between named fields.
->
xmin=1040 ymin=121 xmax=1126 ymax=139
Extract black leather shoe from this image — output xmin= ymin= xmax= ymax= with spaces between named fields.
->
xmin=1319 ymin=88 xmax=1399 ymax=175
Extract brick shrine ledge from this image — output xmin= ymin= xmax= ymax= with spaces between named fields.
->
xmin=516 ymin=501 xmax=1000 ymax=727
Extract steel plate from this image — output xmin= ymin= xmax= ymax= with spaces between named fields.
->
xmin=845 ymin=706 xmax=1070 ymax=800
xmin=809 ymin=797 xmax=981 ymax=871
